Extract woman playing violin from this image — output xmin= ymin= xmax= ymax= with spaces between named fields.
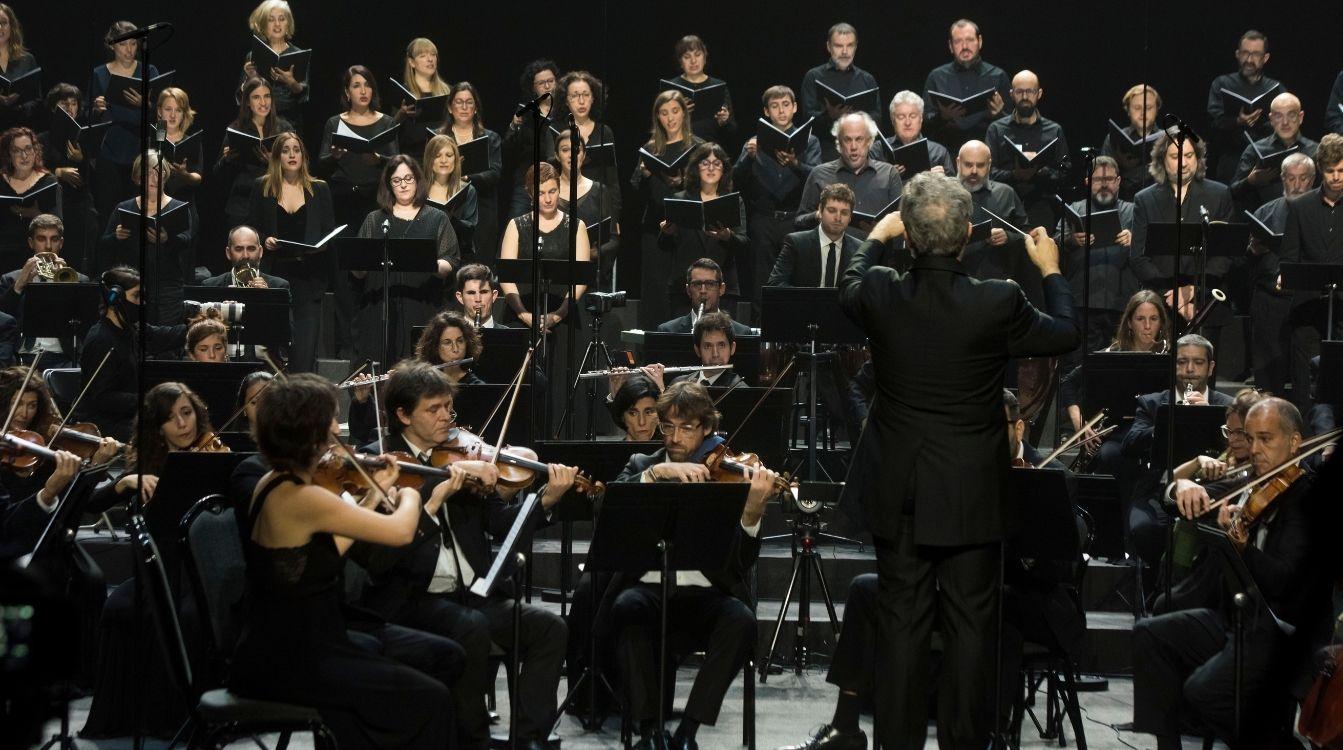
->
xmin=85 ymin=381 xmax=212 ymax=511
xmin=0 ymin=365 xmax=119 ymax=501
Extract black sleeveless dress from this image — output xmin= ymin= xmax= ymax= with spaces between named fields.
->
xmin=228 ymin=474 xmax=450 ymax=749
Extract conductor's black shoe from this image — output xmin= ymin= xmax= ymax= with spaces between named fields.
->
xmin=778 ymin=723 xmax=868 ymax=750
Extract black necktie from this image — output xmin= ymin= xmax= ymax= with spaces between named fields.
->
xmin=824 ymin=241 xmax=837 ymax=287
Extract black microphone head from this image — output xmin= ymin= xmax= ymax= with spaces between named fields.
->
xmin=1161 ymin=112 xmax=1180 ymax=129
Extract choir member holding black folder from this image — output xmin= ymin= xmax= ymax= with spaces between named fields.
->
xmin=39 ymin=85 xmax=98 ymax=270
xmin=422 ymin=134 xmax=478 ymax=255
xmin=659 ymin=142 xmax=746 ymax=314
xmin=922 ymin=19 xmax=1010 ymax=150
xmin=985 ymin=70 xmax=1070 ymax=228
xmin=217 ymin=77 xmax=294 ymax=230
xmin=439 ymin=82 xmax=501 ymax=261
xmin=319 ymin=65 xmax=399 ymax=233
xmin=633 ymin=89 xmax=702 ymax=329
xmin=871 ymin=90 xmax=955 ymax=177
xmin=504 ymin=59 xmax=559 ymax=217
xmin=1206 ymin=30 xmax=1281 ymax=182
xmin=1100 ymin=84 xmax=1163 ymax=200
xmin=100 ymin=151 xmax=196 ymax=324
xmin=0 ymin=5 xmax=39 ymax=132
xmin=0 ymin=126 xmax=60 ymax=270
xmin=1230 ymin=91 xmax=1317 ymax=211
xmin=662 ymin=35 xmax=736 ymax=149
xmin=800 ymin=23 xmax=880 ymax=162
xmin=248 ymin=132 xmax=337 ymax=373
xmin=241 ymin=0 xmax=310 ymax=132
xmin=555 ymin=127 xmax=619 ymax=284
xmin=89 ymin=21 xmax=164 ymax=222
xmin=556 ymin=70 xmax=620 ymax=224
xmin=391 ymin=38 xmax=451 ymax=158
xmin=156 ymin=87 xmax=204 ymax=202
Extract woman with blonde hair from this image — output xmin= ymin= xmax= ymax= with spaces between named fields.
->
xmin=395 ymin=37 xmax=450 ymax=155
xmin=632 ymin=89 xmax=700 ymax=327
xmin=156 ymin=87 xmax=203 ymax=198
xmin=0 ymin=3 xmax=39 ymax=131
xmin=422 ymin=134 xmax=477 ymax=251
xmin=241 ymin=0 xmax=309 ymax=130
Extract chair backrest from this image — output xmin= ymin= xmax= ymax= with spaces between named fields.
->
xmin=42 ymin=368 xmax=82 ymax=415
xmin=128 ymin=513 xmax=196 ymax=700
xmin=180 ymin=494 xmax=247 ymax=683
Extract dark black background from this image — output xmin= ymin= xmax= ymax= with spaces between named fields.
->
xmin=15 ymin=0 xmax=1340 ymax=273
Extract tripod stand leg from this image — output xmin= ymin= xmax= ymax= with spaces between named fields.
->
xmin=807 ymin=551 xmax=841 ymax=635
xmin=760 ymin=552 xmax=803 ymax=683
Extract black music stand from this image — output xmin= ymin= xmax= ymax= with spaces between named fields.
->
xmin=453 ymin=383 xmax=532 ymax=444
xmin=1149 ymin=404 xmax=1227 ymax=470
xmin=183 ymin=285 xmax=292 ymax=352
xmin=637 ymin=332 xmax=764 ymax=387
xmin=705 ymin=386 xmax=791 ymax=470
xmin=335 ymin=236 xmax=439 ymax=367
xmin=587 ymin=482 xmax=749 ymax=740
xmin=21 ymin=283 xmax=102 ymax=353
xmin=1279 ymin=262 xmax=1343 ymax=338
xmin=142 ymin=361 xmax=265 ymax=428
xmin=1082 ymin=353 xmax=1171 ymax=423
xmin=1145 ymin=222 xmax=1249 ymax=315
xmin=1074 ymin=474 xmax=1123 ymax=560
xmin=1319 ymin=341 xmax=1343 ymax=405
xmin=145 ymin=451 xmax=252 ymax=587
xmin=760 ymin=287 xmax=866 ymax=482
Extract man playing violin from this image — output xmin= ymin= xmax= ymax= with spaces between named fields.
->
xmin=349 ymin=361 xmax=576 ymax=750
xmin=1134 ymin=397 xmax=1329 ymax=749
xmin=610 ymin=380 xmax=779 ymax=750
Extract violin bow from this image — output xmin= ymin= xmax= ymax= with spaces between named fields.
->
xmin=724 ymin=355 xmax=796 ymax=447
xmin=370 ymin=362 xmax=386 ymax=455
xmin=260 ymin=350 xmax=289 ymax=382
xmin=475 ymin=344 xmax=531 ymax=439
xmin=487 ymin=346 xmax=535 ymax=468
xmin=1 ymin=349 xmax=44 ymax=436
xmin=711 ymin=376 xmax=746 ymax=407
xmin=54 ymin=349 xmax=115 ymax=443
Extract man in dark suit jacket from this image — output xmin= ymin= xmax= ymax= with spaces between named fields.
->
xmin=656 ymin=258 xmax=753 ymax=336
xmin=767 ymin=183 xmax=860 ymax=288
xmin=199 ymin=225 xmax=291 ymax=290
xmin=0 ymin=214 xmax=89 ymax=367
xmin=607 ymin=380 xmax=778 ymax=750
xmin=837 ymin=171 xmax=1079 ymax=749
xmin=346 ymin=363 xmax=575 ymax=750
xmin=1134 ymin=398 xmax=1328 ymax=749
xmin=668 ymin=310 xmax=745 ymax=390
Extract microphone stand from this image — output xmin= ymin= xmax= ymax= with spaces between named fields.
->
xmin=564 ymin=116 xmax=580 ymax=438
xmin=1162 ymin=120 xmax=1190 ymax=613
xmin=379 ymin=218 xmax=392 ymax=369
xmin=524 ymin=95 xmax=546 ymax=446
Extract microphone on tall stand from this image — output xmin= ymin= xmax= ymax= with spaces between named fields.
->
xmin=1161 ymin=113 xmax=1201 ymax=144
xmin=514 ymin=92 xmax=552 ymax=118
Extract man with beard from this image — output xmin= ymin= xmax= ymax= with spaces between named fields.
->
xmin=986 ymin=70 xmax=1071 ymax=229
xmin=1207 ymin=30 xmax=1282 ymax=182
xmin=1231 ymin=92 xmax=1319 ymax=212
xmin=800 ymin=23 xmax=882 ymax=162
xmin=1058 ymin=156 xmax=1137 ymax=351
xmin=1247 ymin=152 xmax=1315 ymax=397
xmin=922 ymin=19 xmax=1011 ymax=150
xmin=955 ymin=140 xmax=1033 ymax=299
xmin=795 ymin=112 xmax=902 ymax=240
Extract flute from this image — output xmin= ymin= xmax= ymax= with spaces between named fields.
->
xmin=576 ymin=364 xmax=733 ymax=380
xmin=335 ymin=358 xmax=475 ymax=389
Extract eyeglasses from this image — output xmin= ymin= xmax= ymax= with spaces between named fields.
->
xmin=658 ymin=422 xmax=702 ymax=436
xmin=9 ymin=145 xmax=34 ymax=156
xmin=438 ymin=340 xmax=465 ymax=349
xmin=568 ymin=91 xmax=592 ymax=101
xmin=390 ymin=175 xmax=417 ymax=187
xmin=687 ymin=279 xmax=721 ymax=289
xmin=1268 ymin=111 xmax=1301 ymax=122
xmin=698 ymin=159 xmax=724 ymax=169
xmin=1011 ymin=88 xmax=1040 ymax=97
xmin=451 ymin=99 xmax=475 ymax=109
xmin=1221 ymin=425 xmax=1248 ymax=440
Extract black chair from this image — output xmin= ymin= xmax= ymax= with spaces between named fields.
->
xmin=179 ymin=494 xmax=246 ymax=688
xmin=43 ymin=367 xmax=82 ymax=415
xmin=133 ymin=507 xmax=336 ymax=749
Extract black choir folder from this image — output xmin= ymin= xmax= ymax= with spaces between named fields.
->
xmin=115 ymin=201 xmax=192 ymax=238
xmin=388 ymin=78 xmax=448 ymax=124
xmin=639 ymin=146 xmax=693 ymax=178
xmin=928 ymin=87 xmax=996 ymax=115
xmin=1107 ymin=120 xmax=1160 ymax=152
xmin=224 ymin=127 xmax=282 ymax=163
xmin=756 ymin=117 xmax=814 ymax=155
xmin=1244 ymin=132 xmax=1301 ymax=170
xmin=272 ymin=224 xmax=347 ymax=259
xmin=425 ymin=187 xmax=471 ymax=214
xmin=816 ymin=81 xmax=879 ymax=114
xmin=454 ymin=134 xmax=490 ymax=173
xmin=51 ymin=108 xmax=110 ymax=153
xmin=1058 ymin=199 xmax=1122 ymax=243
xmin=852 ymin=195 xmax=900 ymax=224
xmin=663 ymin=193 xmax=741 ymax=231
xmin=0 ymin=67 xmax=41 ymax=100
xmin=160 ymin=130 xmax=203 ymax=163
xmin=1219 ymin=84 xmax=1281 ymax=115
xmin=331 ymin=120 xmax=400 ymax=153
xmin=249 ymin=36 xmax=311 ymax=83
xmin=103 ymin=70 xmax=176 ymax=107
xmin=659 ymin=78 xmax=727 ymax=115
xmin=1006 ymin=137 xmax=1060 ymax=168
xmin=0 ymin=181 xmax=58 ymax=209
xmin=1245 ymin=210 xmax=1283 ymax=251
xmin=884 ymin=137 xmax=931 ymax=174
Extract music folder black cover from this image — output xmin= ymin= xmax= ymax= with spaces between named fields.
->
xmin=161 ymin=130 xmax=203 ymax=163
xmin=1244 ymin=210 xmax=1283 ymax=251
xmin=1219 ymin=85 xmax=1280 ymax=115
xmin=663 ymin=192 xmax=741 ymax=231
xmin=1244 ymin=131 xmax=1301 ymax=170
xmin=816 ymin=81 xmax=879 ymax=114
xmin=426 ymin=186 xmax=470 ymax=213
xmin=1007 ymin=137 xmax=1060 ymax=168
xmin=659 ymin=78 xmax=727 ymax=115
xmin=638 ymin=146 xmax=693 ymax=178
xmin=249 ymin=36 xmax=311 ymax=83
xmin=0 ymin=180 xmax=58 ymax=208
xmin=928 ymin=87 xmax=996 ymax=115
xmin=968 ymin=218 xmax=993 ymax=243
xmin=585 ymin=216 xmax=611 ymax=247
xmin=388 ymin=78 xmax=448 ymax=124
xmin=756 ymin=117 xmax=814 ymax=156
xmin=115 ymin=201 xmax=192 ymax=238
xmin=454 ymin=134 xmax=490 ymax=173
xmin=224 ymin=127 xmax=281 ymax=164
xmin=1059 ymin=200 xmax=1122 ymax=242
xmin=851 ymin=195 xmax=900 ymax=224
xmin=1107 ymin=119 xmax=1159 ymax=152
xmin=0 ymin=67 xmax=41 ymax=100
xmin=103 ymin=70 xmax=175 ymax=107
xmin=331 ymin=120 xmax=400 ymax=153
xmin=51 ymin=108 xmax=110 ymax=154
xmin=885 ymin=137 xmax=931 ymax=174
xmin=271 ymin=224 xmax=348 ymax=258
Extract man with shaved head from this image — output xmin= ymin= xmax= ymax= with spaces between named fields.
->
xmin=955 ymin=140 xmax=1034 ymax=298
xmin=922 ymin=18 xmax=1011 ymax=150
xmin=985 ymin=70 xmax=1070 ymax=229
xmin=1135 ymin=396 xmax=1327 ymax=749
xmin=1231 ymin=91 xmax=1319 ymax=210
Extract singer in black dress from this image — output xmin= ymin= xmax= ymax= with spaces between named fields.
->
xmin=228 ymin=373 xmax=452 ymax=749
xmin=353 ymin=155 xmax=459 ymax=365
xmin=440 ymin=82 xmax=502 ymax=262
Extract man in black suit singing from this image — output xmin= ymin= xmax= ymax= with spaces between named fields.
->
xmin=609 ymin=380 xmax=778 ymax=750
xmin=838 ymin=171 xmax=1079 ymax=748
xmin=768 ymin=183 xmax=859 ymax=288
xmin=350 ymin=362 xmax=576 ymax=750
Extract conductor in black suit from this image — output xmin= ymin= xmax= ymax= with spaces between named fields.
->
xmin=838 ymin=172 xmax=1080 ymax=748
xmin=767 ymin=183 xmax=859 ymax=288
xmin=609 ymin=380 xmax=779 ymax=749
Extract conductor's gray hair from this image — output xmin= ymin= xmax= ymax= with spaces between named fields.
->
xmin=830 ymin=111 xmax=880 ymax=145
xmin=888 ymin=90 xmax=925 ymax=115
xmin=902 ymin=172 xmax=973 ymax=258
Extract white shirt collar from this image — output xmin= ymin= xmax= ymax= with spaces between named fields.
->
xmin=400 ymin=433 xmax=433 ymax=462
xmin=817 ymin=225 xmax=843 ymax=249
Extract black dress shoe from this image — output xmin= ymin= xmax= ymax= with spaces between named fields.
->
xmin=777 ymin=723 xmax=868 ymax=750
xmin=668 ymin=733 xmax=698 ymax=750
xmin=633 ymin=730 xmax=672 ymax=750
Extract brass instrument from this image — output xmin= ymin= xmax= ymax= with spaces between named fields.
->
xmin=233 ymin=261 xmax=261 ymax=287
xmin=35 ymin=252 xmax=79 ymax=283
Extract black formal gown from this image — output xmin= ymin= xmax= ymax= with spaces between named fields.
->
xmin=98 ymin=196 xmax=197 ymax=324
xmin=228 ymin=474 xmax=450 ymax=748
xmin=632 ymin=137 xmax=701 ymax=329
xmin=0 ymin=173 xmax=63 ymax=272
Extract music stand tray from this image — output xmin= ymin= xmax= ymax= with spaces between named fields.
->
xmin=21 ymin=282 xmax=102 ymax=341
xmin=1150 ymin=404 xmax=1228 ymax=469
xmin=453 ymin=383 xmax=532 ymax=444
xmin=143 ymin=361 xmax=267 ymax=428
xmin=335 ymin=237 xmax=440 ymax=273
xmin=1082 ymin=352 xmax=1170 ymax=423
xmin=183 ymin=285 xmax=292 ymax=345
xmin=1007 ymin=467 xmax=1079 ymax=563
xmin=759 ymin=287 xmax=867 ymax=344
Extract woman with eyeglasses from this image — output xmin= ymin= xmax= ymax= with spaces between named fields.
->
xmin=555 ymin=71 xmax=619 ymax=223
xmin=438 ymin=82 xmax=500 ymax=261
xmin=504 ymin=59 xmax=559 ymax=217
xmin=0 ymin=125 xmax=60 ymax=269
xmin=657 ymin=141 xmax=747 ymax=317
xmin=351 ymin=154 xmax=459 ymax=364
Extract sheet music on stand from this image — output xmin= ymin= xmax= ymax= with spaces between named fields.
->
xmin=470 ymin=492 xmax=542 ymax=598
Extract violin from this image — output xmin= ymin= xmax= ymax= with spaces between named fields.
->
xmin=430 ymin=426 xmax=604 ymax=498
xmin=0 ymin=428 xmax=50 ymax=477
xmin=189 ymin=431 xmax=233 ymax=453
xmin=694 ymin=435 xmax=794 ymax=495
xmin=1226 ymin=463 xmax=1302 ymax=551
xmin=313 ymin=446 xmax=490 ymax=498
xmin=48 ymin=422 xmax=121 ymax=462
